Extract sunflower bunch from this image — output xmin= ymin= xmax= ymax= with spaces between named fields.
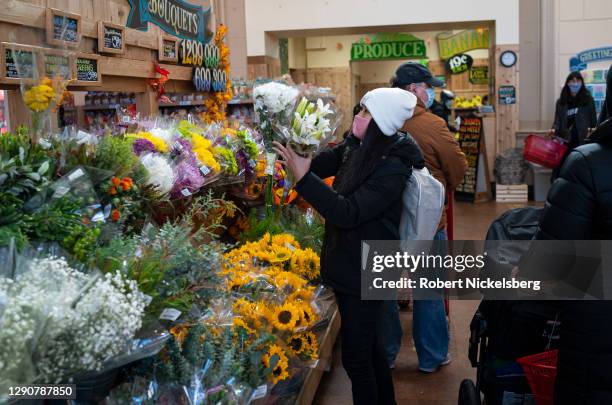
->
xmin=288 ymin=331 xmax=319 ymax=360
xmin=222 ymin=233 xmax=320 ymax=282
xmin=262 ymin=344 xmax=290 ymax=384
xmin=23 ymin=77 xmax=56 ymax=112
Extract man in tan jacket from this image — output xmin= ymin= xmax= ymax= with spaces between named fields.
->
xmin=378 ymin=62 xmax=468 ymax=374
xmin=392 ymin=62 xmax=468 ymax=231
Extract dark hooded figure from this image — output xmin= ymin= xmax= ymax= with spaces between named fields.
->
xmin=597 ymin=65 xmax=612 ymax=124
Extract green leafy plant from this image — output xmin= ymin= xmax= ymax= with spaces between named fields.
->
xmin=0 ymin=132 xmax=52 ymax=200
xmin=93 ymin=136 xmax=145 ymax=179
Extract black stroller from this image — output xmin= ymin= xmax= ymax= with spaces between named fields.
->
xmin=458 ymin=207 xmax=561 ymax=405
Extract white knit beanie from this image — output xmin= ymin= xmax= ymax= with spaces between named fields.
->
xmin=361 ymin=88 xmax=417 ymax=136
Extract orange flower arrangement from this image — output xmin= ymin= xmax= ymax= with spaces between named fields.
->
xmin=201 ymin=24 xmax=233 ymax=124
xmin=111 ymin=209 xmax=121 ymax=222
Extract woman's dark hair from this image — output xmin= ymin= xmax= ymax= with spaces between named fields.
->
xmin=559 ymin=71 xmax=592 ymax=106
xmin=337 ymin=118 xmax=397 ymax=195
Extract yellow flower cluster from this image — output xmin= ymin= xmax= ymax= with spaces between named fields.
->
xmin=127 ymin=132 xmax=169 ymax=153
xmin=288 ymin=331 xmax=319 ymax=359
xmin=191 ymin=133 xmax=221 ymax=173
xmin=223 ymin=233 xmax=320 ymax=282
xmin=262 ymin=344 xmax=290 ymax=384
xmin=222 ymin=232 xmax=322 ymax=382
xmin=23 ymin=78 xmax=56 ymax=112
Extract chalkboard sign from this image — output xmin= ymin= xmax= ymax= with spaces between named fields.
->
xmin=455 ymin=116 xmax=483 ymax=201
xmin=498 ymin=85 xmax=517 ymax=105
xmin=46 ymin=9 xmax=81 ymax=48
xmin=74 ymin=54 xmax=101 ymax=86
xmin=159 ymin=36 xmax=179 ymax=63
xmin=43 ymin=52 xmax=72 ymax=80
xmin=1 ymin=44 xmax=39 ymax=83
xmin=469 ymin=66 xmax=489 ymax=85
xmin=98 ymin=22 xmax=125 ymax=54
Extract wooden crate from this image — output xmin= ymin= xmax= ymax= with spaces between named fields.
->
xmin=496 ymin=184 xmax=528 ymax=203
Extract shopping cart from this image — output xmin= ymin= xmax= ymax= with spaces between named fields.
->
xmin=458 ymin=207 xmax=561 ymax=405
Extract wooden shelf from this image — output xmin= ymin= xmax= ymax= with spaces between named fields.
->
xmin=82 ymin=104 xmax=131 ymax=111
xmin=159 ymin=100 xmax=206 ymax=108
xmin=227 ymin=99 xmax=254 ymax=105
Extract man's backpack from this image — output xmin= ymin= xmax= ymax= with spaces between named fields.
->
xmin=399 ymin=166 xmax=445 ymax=240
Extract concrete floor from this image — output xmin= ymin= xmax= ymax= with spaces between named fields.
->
xmin=313 ymin=202 xmax=530 ymax=405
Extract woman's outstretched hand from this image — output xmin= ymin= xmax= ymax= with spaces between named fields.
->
xmin=273 ymin=141 xmax=312 ymax=183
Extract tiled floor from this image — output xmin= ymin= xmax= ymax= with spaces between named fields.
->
xmin=313 ymin=202 xmax=529 ymax=405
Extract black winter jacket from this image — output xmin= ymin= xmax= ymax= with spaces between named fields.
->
xmin=295 ymin=134 xmax=425 ymax=296
xmin=552 ymin=96 xmax=597 ymax=145
xmin=532 ymin=118 xmax=612 ymax=405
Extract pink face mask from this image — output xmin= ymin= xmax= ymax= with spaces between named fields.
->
xmin=352 ymin=114 xmax=371 ymax=140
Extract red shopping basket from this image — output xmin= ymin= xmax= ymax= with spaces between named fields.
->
xmin=517 ymin=350 xmax=558 ymax=405
xmin=524 ymin=135 xmax=568 ymax=169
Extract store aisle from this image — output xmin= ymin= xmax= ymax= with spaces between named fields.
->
xmin=314 ymin=202 xmax=529 ymax=404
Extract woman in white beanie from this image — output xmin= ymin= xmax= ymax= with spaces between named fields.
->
xmin=274 ymin=88 xmax=424 ymax=405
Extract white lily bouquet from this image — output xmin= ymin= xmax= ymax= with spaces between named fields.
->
xmin=282 ymin=97 xmax=339 ymax=156
xmin=253 ymin=82 xmax=299 ymax=151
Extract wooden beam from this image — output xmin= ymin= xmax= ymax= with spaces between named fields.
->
xmin=1 ymin=1 xmax=161 ymax=51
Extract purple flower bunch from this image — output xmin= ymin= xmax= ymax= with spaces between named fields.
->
xmin=132 ymin=138 xmax=155 ymax=156
xmin=170 ymin=159 xmax=206 ymax=199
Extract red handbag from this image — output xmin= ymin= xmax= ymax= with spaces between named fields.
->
xmin=523 ymin=135 xmax=568 ymax=169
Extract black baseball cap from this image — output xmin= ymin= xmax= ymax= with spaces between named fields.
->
xmin=392 ymin=62 xmax=445 ymax=88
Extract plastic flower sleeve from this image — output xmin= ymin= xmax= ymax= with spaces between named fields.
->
xmin=23 ymin=165 xmax=106 ymax=223
xmin=275 ymin=96 xmax=343 ymax=158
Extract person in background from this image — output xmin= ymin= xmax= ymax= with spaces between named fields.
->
xmin=430 ymin=89 xmax=457 ymax=131
xmin=524 ymin=117 xmax=612 ymax=404
xmin=549 ymin=71 xmax=597 ymax=149
xmin=598 ymin=65 xmax=612 ymax=124
xmin=389 ymin=62 xmax=468 ymax=373
xmin=275 ymin=88 xmax=425 ymax=405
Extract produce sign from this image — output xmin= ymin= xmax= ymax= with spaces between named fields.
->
xmin=469 ymin=66 xmax=489 ymax=85
xmin=126 ymin=0 xmax=209 ymax=44
xmin=570 ymin=46 xmax=612 ymax=72
xmin=455 ymin=116 xmax=483 ymax=201
xmin=75 ymin=55 xmax=100 ymax=85
xmin=162 ymin=39 xmax=177 ymax=59
xmin=98 ymin=22 xmax=125 ymax=54
xmin=351 ymin=33 xmax=426 ymax=61
xmin=43 ymin=53 xmax=71 ymax=80
xmin=498 ymin=85 xmax=517 ymax=105
xmin=437 ymin=29 xmax=490 ymax=60
xmin=4 ymin=47 xmax=36 ymax=80
xmin=52 ymin=15 xmax=79 ymax=43
xmin=446 ymin=53 xmax=473 ymax=74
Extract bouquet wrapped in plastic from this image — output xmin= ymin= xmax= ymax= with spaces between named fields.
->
xmin=278 ymin=96 xmax=342 ymax=157
xmin=0 ymin=254 xmax=147 ymax=399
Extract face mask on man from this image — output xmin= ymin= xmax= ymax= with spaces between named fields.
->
xmin=445 ymin=100 xmax=454 ymax=109
xmin=568 ymin=83 xmax=582 ymax=94
xmin=425 ymin=87 xmax=436 ymax=109
xmin=352 ymin=114 xmax=371 ymax=140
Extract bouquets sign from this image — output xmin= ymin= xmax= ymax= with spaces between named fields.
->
xmin=281 ymin=97 xmax=339 ymax=157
